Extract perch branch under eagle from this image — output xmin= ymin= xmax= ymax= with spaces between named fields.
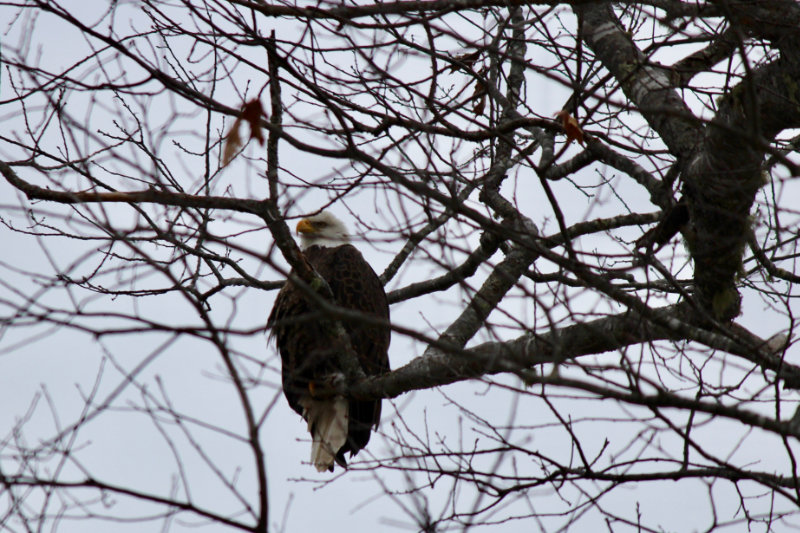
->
xmin=268 ymin=212 xmax=390 ymax=471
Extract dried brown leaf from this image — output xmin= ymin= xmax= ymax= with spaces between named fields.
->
xmin=221 ymin=99 xmax=267 ymax=167
xmin=556 ymin=109 xmax=585 ymax=146
xmin=471 ymin=80 xmax=486 ymax=116
xmin=241 ymin=99 xmax=265 ymax=145
xmin=222 ymin=116 xmax=243 ymax=167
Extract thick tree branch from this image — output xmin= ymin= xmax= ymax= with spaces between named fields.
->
xmin=352 ymin=302 xmax=800 ymax=399
xmin=671 ymin=27 xmax=739 ymax=87
xmin=577 ymin=1 xmax=800 ymax=320
xmin=711 ymin=0 xmax=800 ymax=46
xmin=683 ymin=37 xmax=800 ymax=318
xmin=576 ymin=3 xmax=703 ymax=159
xmin=229 ymin=0 xmax=706 ymax=22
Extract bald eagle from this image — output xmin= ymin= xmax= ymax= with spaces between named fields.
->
xmin=268 ymin=212 xmax=390 ymax=472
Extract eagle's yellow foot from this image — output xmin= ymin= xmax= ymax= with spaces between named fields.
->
xmin=307 ymin=374 xmax=345 ymax=400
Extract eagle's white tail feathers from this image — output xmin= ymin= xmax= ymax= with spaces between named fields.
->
xmin=300 ymin=396 xmax=349 ymax=472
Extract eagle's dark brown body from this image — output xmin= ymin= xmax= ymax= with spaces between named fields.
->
xmin=269 ymin=243 xmax=390 ymax=468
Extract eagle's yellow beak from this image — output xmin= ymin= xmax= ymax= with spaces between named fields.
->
xmin=296 ymin=218 xmax=315 ymax=235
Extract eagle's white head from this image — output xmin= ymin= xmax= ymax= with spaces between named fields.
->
xmin=296 ymin=211 xmax=351 ymax=250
